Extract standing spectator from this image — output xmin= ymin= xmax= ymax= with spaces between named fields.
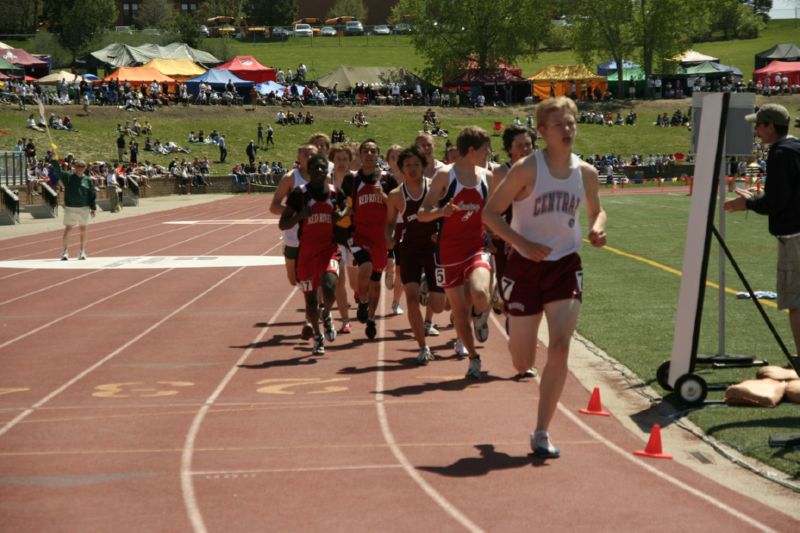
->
xmin=724 ymin=103 xmax=800 ymax=359
xmin=246 ymin=140 xmax=257 ymax=166
xmin=53 ymin=157 xmax=97 ymax=260
xmin=116 ymin=133 xmax=126 ymax=162
xmin=25 ymin=138 xmax=36 ymax=165
xmin=129 ymin=139 xmax=139 ymax=165
xmin=218 ymin=133 xmax=227 ymax=163
xmin=257 ymin=122 xmax=264 ymax=147
xmin=107 ymin=167 xmax=121 ymax=213
xmin=266 ymin=124 xmax=275 ymax=146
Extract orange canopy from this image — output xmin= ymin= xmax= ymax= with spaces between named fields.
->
xmin=104 ymin=66 xmax=176 ymax=86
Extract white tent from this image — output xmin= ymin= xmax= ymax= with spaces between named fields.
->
xmin=37 ymin=70 xmax=82 ymax=84
xmin=0 ymin=41 xmax=12 ymax=50
xmin=672 ymin=49 xmax=720 ymax=64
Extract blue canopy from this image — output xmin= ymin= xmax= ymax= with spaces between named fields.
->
xmin=255 ymin=80 xmax=306 ymax=97
xmin=184 ymin=68 xmax=254 ymax=95
xmin=597 ymin=59 xmax=640 ymax=76
xmin=81 ymin=73 xmax=99 ymax=81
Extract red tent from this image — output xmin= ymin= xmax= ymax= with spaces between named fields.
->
xmin=753 ymin=60 xmax=800 ymax=86
xmin=216 ymin=56 xmax=276 ymax=83
xmin=1 ymin=48 xmax=48 ymax=77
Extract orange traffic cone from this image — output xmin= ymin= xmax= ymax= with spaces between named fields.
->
xmin=633 ymin=424 xmax=672 ymax=459
xmin=578 ymin=387 xmax=609 ymax=416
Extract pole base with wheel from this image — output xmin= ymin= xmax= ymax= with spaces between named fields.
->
xmin=696 ymin=353 xmax=769 ymax=368
xmin=674 ymin=373 xmax=708 ymax=406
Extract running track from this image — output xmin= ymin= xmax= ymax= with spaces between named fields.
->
xmin=0 ymin=194 xmax=796 ymax=532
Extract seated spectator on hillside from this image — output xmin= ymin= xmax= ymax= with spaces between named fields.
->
xmin=62 ymin=115 xmax=76 ymax=131
xmin=164 ymin=141 xmax=190 ymax=154
xmin=188 ymin=131 xmax=198 ymax=143
xmin=625 ymin=111 xmax=637 ymax=125
xmin=351 ymin=111 xmax=368 ymax=127
xmin=276 ymin=110 xmax=286 ymax=125
xmin=304 ymin=111 xmax=314 ymax=124
xmin=27 ymin=114 xmax=44 ymax=132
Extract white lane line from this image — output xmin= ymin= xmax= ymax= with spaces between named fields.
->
xmin=192 ymin=464 xmax=403 ymax=476
xmin=488 ymin=314 xmax=776 ymax=533
xmin=0 ymin=267 xmax=251 ymax=439
xmin=180 ymin=285 xmax=298 ymax=533
xmin=0 ymin=226 xmax=268 ymax=350
xmin=374 ymin=298 xmax=484 ymax=533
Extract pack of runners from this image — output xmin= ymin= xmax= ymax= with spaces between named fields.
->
xmin=275 ymin=96 xmax=608 ymax=458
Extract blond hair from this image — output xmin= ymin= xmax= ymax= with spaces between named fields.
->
xmin=535 ymin=97 xmax=578 ymax=128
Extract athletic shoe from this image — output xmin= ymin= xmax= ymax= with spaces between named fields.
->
xmin=384 ymin=260 xmax=395 ymax=289
xmin=419 ymin=274 xmax=429 ymax=305
xmin=323 ymin=313 xmax=336 ymax=342
xmin=465 ymin=356 xmax=482 ymax=380
xmin=454 ymin=339 xmax=468 ymax=358
xmin=301 ymin=322 xmax=314 ymax=340
xmin=530 ymin=431 xmax=560 ymax=458
xmin=365 ymin=319 xmax=377 ymax=340
xmin=472 ymin=307 xmax=489 ymax=343
xmin=391 ymin=303 xmax=404 ymax=315
xmin=491 ymin=291 xmax=504 ymax=315
xmin=416 ymin=346 xmax=434 ymax=365
xmin=60 ymin=249 xmax=69 ymax=261
xmin=339 ymin=321 xmax=352 ymax=334
xmin=424 ymin=321 xmax=440 ymax=337
xmin=515 ymin=368 xmax=538 ymax=379
xmin=356 ymin=301 xmax=369 ymax=323
xmin=78 ymin=250 xmax=87 ymax=260
xmin=312 ymin=335 xmax=325 ymax=355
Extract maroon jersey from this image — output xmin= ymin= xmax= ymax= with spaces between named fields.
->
xmin=436 ymin=167 xmax=489 ymax=266
xmin=399 ymin=181 xmax=436 ymax=254
xmin=286 ymin=183 xmax=338 ymax=260
xmin=342 ymin=170 xmax=397 ymax=249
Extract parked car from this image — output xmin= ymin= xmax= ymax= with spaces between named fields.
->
xmin=199 ymin=25 xmax=210 ymax=37
xmin=271 ymin=26 xmax=291 ymax=38
xmin=142 ymin=28 xmax=161 ymax=36
xmin=344 ymin=20 xmax=364 ymax=36
xmin=320 ymin=26 xmax=337 ymax=37
xmin=293 ymin=23 xmax=313 ymax=37
xmin=372 ymin=25 xmax=391 ymax=35
xmin=393 ymin=23 xmax=412 ymax=34
xmin=114 ymin=26 xmax=133 ymax=34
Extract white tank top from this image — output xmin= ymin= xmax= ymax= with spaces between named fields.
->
xmin=282 ymin=168 xmax=308 ymax=247
xmin=510 ymin=150 xmax=584 ymax=261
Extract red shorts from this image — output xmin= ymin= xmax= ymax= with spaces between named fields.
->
xmin=351 ymin=239 xmax=388 ymax=274
xmin=296 ymin=247 xmax=340 ymax=294
xmin=435 ymin=252 xmax=492 ymax=289
xmin=500 ymin=251 xmax=582 ymax=316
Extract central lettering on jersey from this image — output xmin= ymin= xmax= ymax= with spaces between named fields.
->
xmin=405 ymin=213 xmax=418 ymax=222
xmin=358 ymin=193 xmax=384 ymax=206
xmin=533 ymin=191 xmax=580 ymax=217
xmin=307 ymin=212 xmax=332 ymax=224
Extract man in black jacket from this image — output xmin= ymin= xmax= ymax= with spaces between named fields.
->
xmin=725 ymin=103 xmax=800 ymax=356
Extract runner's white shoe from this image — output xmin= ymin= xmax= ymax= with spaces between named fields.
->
xmin=312 ymin=335 xmax=325 ymax=355
xmin=78 ymin=250 xmax=87 ymax=260
xmin=423 ymin=321 xmax=439 ymax=336
xmin=465 ymin=357 xmax=482 ymax=379
xmin=454 ymin=339 xmax=468 ymax=358
xmin=323 ymin=313 xmax=336 ymax=342
xmin=415 ymin=346 xmax=434 ymax=365
xmin=391 ymin=303 xmax=404 ymax=315
xmin=530 ymin=431 xmax=560 ymax=458
xmin=60 ymin=249 xmax=69 ymax=261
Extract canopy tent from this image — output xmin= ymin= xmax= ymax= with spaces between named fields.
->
xmin=597 ymin=59 xmax=640 ymax=76
xmin=0 ymin=71 xmax=10 ymax=80
xmin=0 ymin=41 xmax=12 ymax=49
xmin=462 ymin=58 xmax=523 ymax=77
xmin=0 ymin=56 xmax=23 ymax=75
xmin=677 ymin=61 xmax=742 ymax=78
xmin=90 ymin=42 xmax=221 ymax=69
xmin=141 ymin=58 xmax=206 ymax=80
xmin=444 ymin=68 xmax=530 ymax=104
xmin=671 ymin=49 xmax=719 ymax=64
xmin=37 ymin=70 xmax=82 ymax=84
xmin=216 ymin=56 xmax=275 ymax=83
xmin=316 ymin=66 xmax=430 ymax=92
xmin=104 ymin=66 xmax=176 ymax=86
xmin=444 ymin=68 xmax=529 ymax=86
xmin=606 ymin=66 xmax=646 ymax=97
xmin=755 ymin=43 xmax=800 ymax=70
xmin=528 ymin=64 xmax=607 ymax=100
xmin=753 ymin=60 xmax=800 ymax=86
xmin=1 ymin=48 xmax=48 ymax=77
xmin=184 ymin=68 xmax=254 ymax=96
xmin=81 ymin=73 xmax=99 ymax=81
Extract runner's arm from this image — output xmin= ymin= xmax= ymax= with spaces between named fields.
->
xmin=385 ymin=188 xmax=401 ymax=247
xmin=269 ymin=172 xmax=294 ymax=215
xmin=581 ymin=164 xmax=607 ymax=247
xmin=417 ymin=169 xmax=457 ymax=222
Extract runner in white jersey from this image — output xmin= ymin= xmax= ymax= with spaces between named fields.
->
xmin=484 ymin=97 xmax=607 ymax=459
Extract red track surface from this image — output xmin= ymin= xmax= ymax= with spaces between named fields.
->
xmin=0 ymin=195 xmax=796 ymax=532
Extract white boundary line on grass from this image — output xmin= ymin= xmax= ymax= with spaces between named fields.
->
xmin=488 ymin=314 xmax=776 ymax=533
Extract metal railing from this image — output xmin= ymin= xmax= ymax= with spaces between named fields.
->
xmin=0 ymin=152 xmax=27 ymax=187
xmin=1 ymin=185 xmax=20 ymax=223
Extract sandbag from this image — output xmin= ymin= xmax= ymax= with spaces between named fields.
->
xmin=785 ymin=380 xmax=800 ymax=404
xmin=724 ymin=378 xmax=786 ymax=407
xmin=756 ymin=365 xmax=799 ymax=381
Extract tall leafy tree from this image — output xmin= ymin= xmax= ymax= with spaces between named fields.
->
xmin=634 ymin=0 xmax=708 ymax=79
xmin=169 ymin=13 xmax=203 ymax=47
xmin=742 ymin=0 xmax=773 ymax=18
xmin=0 ymin=0 xmax=40 ymax=34
xmin=135 ymin=0 xmax=175 ymax=29
xmin=568 ymin=0 xmax=636 ymax=99
xmin=327 ymin=0 xmax=368 ymax=22
xmin=243 ymin=0 xmax=298 ymax=25
xmin=199 ymin=0 xmax=243 ymax=20
xmin=392 ymin=0 xmax=551 ymax=83
xmin=45 ymin=0 xmax=116 ymax=61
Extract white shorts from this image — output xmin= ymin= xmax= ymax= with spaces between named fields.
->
xmin=63 ymin=206 xmax=91 ymax=227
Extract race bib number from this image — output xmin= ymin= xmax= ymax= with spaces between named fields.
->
xmin=299 ymin=279 xmax=313 ymax=292
xmin=500 ymin=276 xmax=515 ymax=302
xmin=329 ymin=258 xmax=340 ymax=275
xmin=435 ymin=267 xmax=446 ymax=287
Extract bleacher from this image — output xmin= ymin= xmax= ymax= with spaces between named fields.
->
xmin=0 ymin=185 xmax=20 ymax=225
xmin=26 ymin=182 xmax=58 ymax=219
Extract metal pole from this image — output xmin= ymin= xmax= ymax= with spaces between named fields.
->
xmin=718 ymin=154 xmax=727 ymax=357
